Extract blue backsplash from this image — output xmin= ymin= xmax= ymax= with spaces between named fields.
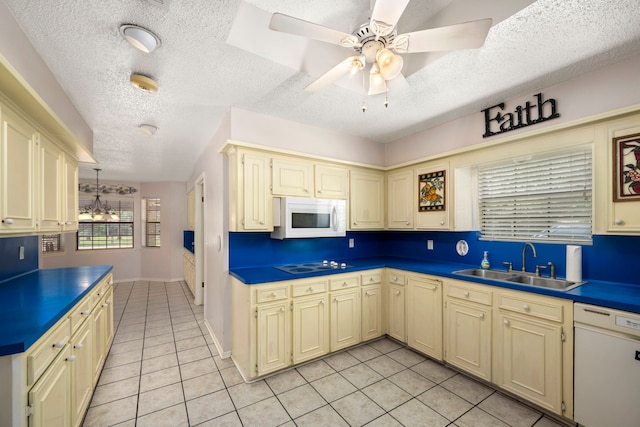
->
xmin=230 ymin=231 xmax=640 ymax=285
xmin=0 ymin=236 xmax=39 ymax=282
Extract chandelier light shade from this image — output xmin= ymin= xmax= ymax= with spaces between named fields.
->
xmin=79 ymin=169 xmax=120 ymax=222
xmin=376 ymin=48 xmax=404 ymax=80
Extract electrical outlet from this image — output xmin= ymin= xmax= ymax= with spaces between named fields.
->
xmin=19 ymin=246 xmax=25 ymax=260
xmin=349 ymin=238 xmax=354 ymax=248
xmin=427 ymin=240 xmax=434 ymax=250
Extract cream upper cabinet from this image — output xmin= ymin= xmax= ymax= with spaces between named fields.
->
xmin=443 ymin=280 xmax=492 ymax=381
xmin=62 ymin=154 xmax=78 ymax=232
xmin=387 ymin=169 xmax=414 ymax=229
xmin=406 ymin=274 xmax=443 ymax=360
xmin=350 ymin=170 xmax=385 ymax=229
xmin=38 ymin=134 xmax=63 ymax=232
xmin=272 ymin=157 xmax=313 ymax=197
xmin=227 ymin=149 xmax=273 ymax=231
xmin=492 ymin=289 xmax=573 ymax=417
xmin=415 ymin=163 xmax=449 ymax=230
xmin=0 ymin=106 xmax=36 ymax=233
xmin=187 ymin=188 xmax=195 ymax=231
xmin=315 ymin=164 xmax=349 ymax=199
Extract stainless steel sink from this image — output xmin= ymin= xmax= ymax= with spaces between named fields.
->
xmin=452 ymin=268 xmax=584 ymax=291
xmin=452 ymin=268 xmax=519 ymax=281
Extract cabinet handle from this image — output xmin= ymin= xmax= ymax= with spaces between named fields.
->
xmin=464 ymin=291 xmax=470 ymax=297
xmin=440 ymin=220 xmax=444 ymax=225
xmin=320 ymin=300 xmax=325 ymax=305
xmin=98 ymin=291 xmax=104 ymax=296
xmin=102 ymin=302 xmax=109 ymax=307
xmin=353 ymin=222 xmax=357 ymax=226
xmin=393 ymin=277 xmax=398 ymax=281
xmin=65 ymin=221 xmax=72 ymax=226
xmin=304 ymin=188 xmax=309 ymax=192
xmin=308 ymin=287 xmax=313 ymax=292
xmin=333 ymin=298 xmax=338 ymax=303
xmin=523 ymin=304 xmax=530 ymax=311
xmin=406 ymin=221 xmax=410 ymax=225
xmin=81 ymin=310 xmax=90 ymax=316
xmin=479 ymin=313 xmax=485 ymax=319
xmin=395 ymin=290 xmax=401 ymax=296
xmin=342 ymin=282 xmax=348 ymax=287
xmin=317 ymin=190 xmax=322 ymax=194
xmin=271 ymin=292 xmax=277 ymax=297
xmin=429 ymin=286 xmax=437 ymax=290
xmin=280 ymin=307 xmax=285 ymax=312
xmin=615 ymin=219 xmax=624 ymax=225
xmin=365 ymin=291 xmax=371 ymax=297
xmin=369 ymin=277 xmax=375 ymax=282
xmin=504 ymin=319 xmax=510 ymax=326
xmin=53 ymin=341 xmax=65 ymax=349
xmin=74 ymin=343 xmax=83 ymax=349
xmin=2 ymin=218 xmax=14 ymax=225
xmin=259 ymin=221 xmax=265 ymax=225
xmin=58 ymin=221 xmax=65 ymax=226
xmin=66 ymin=355 xmax=77 ymax=362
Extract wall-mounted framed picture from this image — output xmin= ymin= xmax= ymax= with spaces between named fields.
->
xmin=613 ymin=132 xmax=640 ymax=202
xmin=418 ymin=170 xmax=446 ymax=211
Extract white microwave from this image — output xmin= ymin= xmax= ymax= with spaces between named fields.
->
xmin=271 ymin=197 xmax=347 ymax=239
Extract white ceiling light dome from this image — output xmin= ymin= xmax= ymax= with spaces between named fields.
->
xmin=139 ymin=124 xmax=158 ymax=135
xmin=119 ymin=24 xmax=161 ymax=53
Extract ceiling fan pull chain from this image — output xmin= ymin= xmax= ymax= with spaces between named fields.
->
xmin=361 ymin=69 xmax=367 ymax=113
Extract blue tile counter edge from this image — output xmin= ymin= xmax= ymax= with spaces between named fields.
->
xmin=0 ymin=265 xmax=113 ymax=356
xmin=229 ymin=257 xmax=640 ymax=315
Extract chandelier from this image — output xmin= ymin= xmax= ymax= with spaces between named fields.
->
xmin=78 ymin=169 xmax=120 ymax=222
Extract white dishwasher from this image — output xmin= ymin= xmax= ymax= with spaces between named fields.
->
xmin=574 ymin=303 xmax=640 ymax=427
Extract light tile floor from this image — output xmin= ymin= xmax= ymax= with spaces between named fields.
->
xmin=82 ymin=280 xmax=572 ymax=427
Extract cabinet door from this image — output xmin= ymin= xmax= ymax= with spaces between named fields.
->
xmin=91 ymin=300 xmax=106 ymax=383
xmin=493 ymin=311 xmax=563 ymax=414
xmin=28 ymin=346 xmax=71 ymax=427
xmin=350 ymin=170 xmax=384 ymax=229
xmin=444 ymin=299 xmax=491 ymax=380
xmin=272 ymin=158 xmax=313 ymax=197
xmin=387 ymin=169 xmax=414 ymax=229
xmin=407 ymin=276 xmax=443 ymax=359
xmin=103 ymin=287 xmax=114 ymax=350
xmin=292 ymin=295 xmax=329 ymax=364
xmin=70 ymin=319 xmax=93 ymax=427
xmin=257 ymin=302 xmax=290 ymax=375
xmin=38 ymin=134 xmax=63 ymax=232
xmin=330 ymin=289 xmax=361 ymax=351
xmin=0 ymin=108 xmax=36 ymax=233
xmin=62 ymin=154 xmax=78 ymax=231
xmin=416 ymin=163 xmax=449 ymax=230
xmin=388 ymin=283 xmax=406 ymax=343
xmin=242 ymin=152 xmax=272 ymax=230
xmin=315 ymin=164 xmax=349 ymax=199
xmin=361 ymin=284 xmax=382 ymax=341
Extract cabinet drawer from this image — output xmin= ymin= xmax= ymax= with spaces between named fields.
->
xmin=496 ymin=293 xmax=564 ymax=322
xmin=292 ymin=280 xmax=327 ymax=297
xmin=446 ymin=283 xmax=492 ymax=306
xmin=330 ymin=275 xmax=360 ymax=290
xmin=387 ymin=272 xmax=406 ymax=286
xmin=92 ymin=280 xmax=111 ymax=308
xmin=256 ymin=285 xmax=289 ymax=303
xmin=361 ymin=271 xmax=382 ymax=285
xmin=69 ymin=296 xmax=92 ymax=334
xmin=26 ymin=318 xmax=71 ymax=386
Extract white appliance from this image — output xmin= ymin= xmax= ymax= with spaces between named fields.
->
xmin=574 ymin=303 xmax=640 ymax=427
xmin=271 ymin=197 xmax=346 ymax=239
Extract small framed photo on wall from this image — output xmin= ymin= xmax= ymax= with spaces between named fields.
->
xmin=613 ymin=132 xmax=640 ymax=201
xmin=418 ymin=170 xmax=446 ymax=211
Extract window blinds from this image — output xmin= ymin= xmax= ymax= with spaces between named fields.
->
xmin=478 ymin=148 xmax=592 ymax=243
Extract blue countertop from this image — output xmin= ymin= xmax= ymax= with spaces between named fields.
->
xmin=229 ymin=257 xmax=640 ymax=315
xmin=0 ymin=265 xmax=113 ymax=356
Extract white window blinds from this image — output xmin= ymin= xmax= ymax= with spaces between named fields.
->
xmin=478 ymin=148 xmax=592 ymax=243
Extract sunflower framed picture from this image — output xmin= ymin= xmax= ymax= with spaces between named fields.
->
xmin=613 ymin=132 xmax=640 ymax=201
xmin=418 ymin=170 xmax=446 ymax=211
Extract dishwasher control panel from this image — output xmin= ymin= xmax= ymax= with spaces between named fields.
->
xmin=574 ymin=303 xmax=640 ymax=338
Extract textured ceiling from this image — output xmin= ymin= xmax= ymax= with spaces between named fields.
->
xmin=2 ymin=0 xmax=640 ymax=182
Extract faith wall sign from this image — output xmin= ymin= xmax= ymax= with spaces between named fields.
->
xmin=481 ymin=93 xmax=560 ymax=138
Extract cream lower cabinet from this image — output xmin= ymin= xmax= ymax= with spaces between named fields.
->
xmin=183 ymin=249 xmax=196 ymax=297
xmin=256 ymin=301 xmax=290 ymax=375
xmin=493 ymin=289 xmax=573 ymax=417
xmin=292 ymin=278 xmax=329 ymax=364
xmin=361 ymin=270 xmax=383 ymax=341
xmin=443 ymin=280 xmax=492 ymax=381
xmin=28 ymin=345 xmax=72 ymax=427
xmin=386 ymin=270 xmax=406 ymax=343
xmin=92 ymin=283 xmax=114 ymax=384
xmin=406 ymin=274 xmax=443 ymax=360
xmin=330 ymin=274 xmax=361 ymax=351
xmin=69 ymin=317 xmax=93 ymax=427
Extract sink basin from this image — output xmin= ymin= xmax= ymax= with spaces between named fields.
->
xmin=452 ymin=268 xmax=584 ymax=291
xmin=452 ymin=268 xmax=519 ymax=281
xmin=505 ymin=275 xmax=583 ymax=291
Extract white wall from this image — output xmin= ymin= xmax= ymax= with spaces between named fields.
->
xmin=385 ymin=54 xmax=640 ymax=166
xmin=40 ymin=181 xmax=187 ymax=283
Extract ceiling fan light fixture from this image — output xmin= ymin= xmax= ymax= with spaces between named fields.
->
xmin=376 ymin=49 xmax=404 ymax=80
xmin=139 ymin=124 xmax=158 ymax=135
xmin=368 ymin=64 xmax=387 ymax=95
xmin=120 ymin=24 xmax=161 ymax=53
xmin=130 ymin=73 xmax=158 ymax=93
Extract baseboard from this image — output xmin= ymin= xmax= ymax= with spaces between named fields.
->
xmin=112 ymin=277 xmax=185 ymax=284
xmin=203 ymin=318 xmax=231 ymax=359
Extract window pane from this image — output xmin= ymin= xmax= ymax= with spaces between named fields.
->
xmin=77 ymin=195 xmax=135 ymax=250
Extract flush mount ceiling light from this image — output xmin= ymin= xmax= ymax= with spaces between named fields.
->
xmin=130 ymin=73 xmax=158 ymax=93
xmin=119 ymin=24 xmax=161 ymax=53
xmin=139 ymin=124 xmax=158 ymax=135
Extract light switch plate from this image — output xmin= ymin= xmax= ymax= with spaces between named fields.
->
xmin=19 ymin=246 xmax=24 ymax=260
xmin=427 ymin=240 xmax=434 ymax=250
xmin=349 ymin=238 xmax=354 ymax=248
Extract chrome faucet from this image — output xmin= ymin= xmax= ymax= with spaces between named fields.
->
xmin=521 ymin=242 xmax=537 ymax=272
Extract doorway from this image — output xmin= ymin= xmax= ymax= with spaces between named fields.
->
xmin=194 ymin=173 xmax=205 ymax=305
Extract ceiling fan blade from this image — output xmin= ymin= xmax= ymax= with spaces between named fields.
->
xmin=305 ymin=56 xmax=364 ymax=92
xmin=269 ymin=13 xmax=360 ymax=48
xmin=371 ymin=0 xmax=410 ymax=28
xmin=394 ymin=18 xmax=493 ymax=53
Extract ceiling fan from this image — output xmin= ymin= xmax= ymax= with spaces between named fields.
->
xmin=269 ymin=0 xmax=492 ymax=98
